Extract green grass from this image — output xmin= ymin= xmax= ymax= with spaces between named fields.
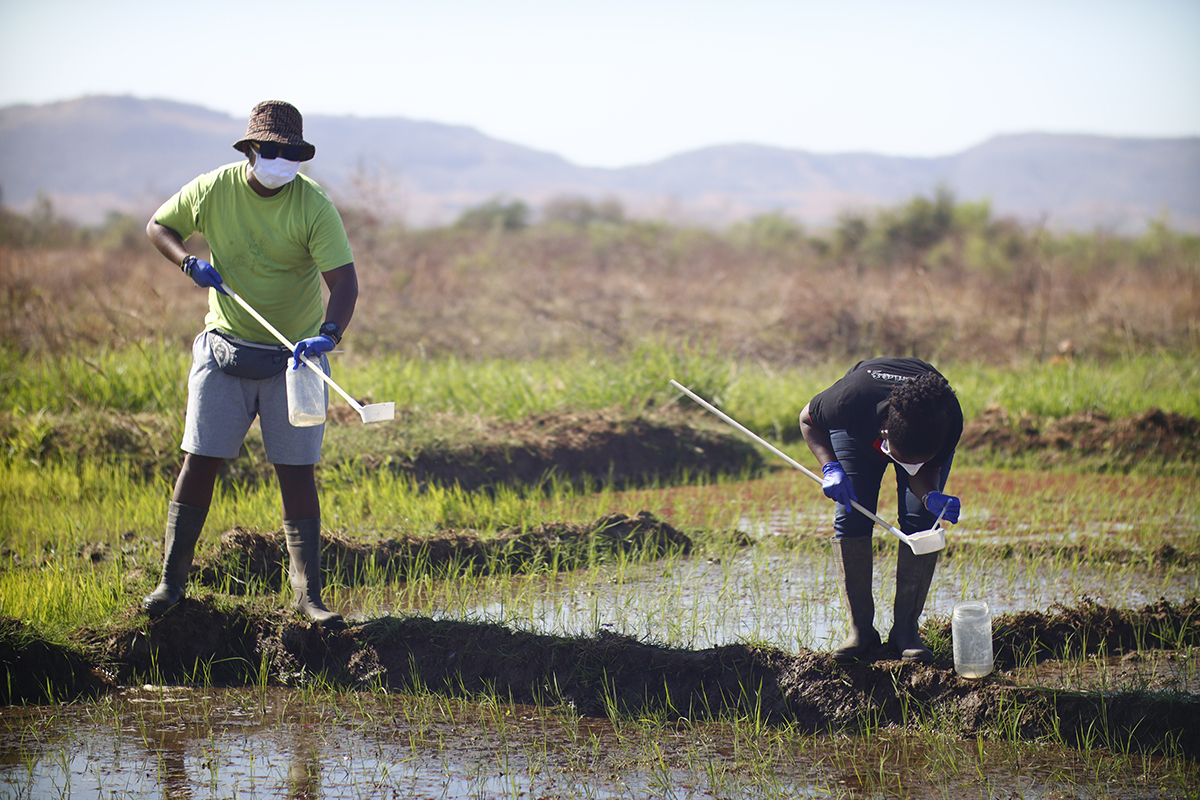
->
xmin=5 ymin=342 xmax=1197 ymax=424
xmin=949 ymin=353 xmax=1200 ymax=419
xmin=0 ymin=341 xmax=186 ymax=414
xmin=0 ymin=458 xmax=621 ymax=564
xmin=2 ymin=343 xmax=1197 ymax=647
xmin=0 ymin=563 xmax=128 ymax=637
xmin=4 ymin=345 xmax=1197 ymax=485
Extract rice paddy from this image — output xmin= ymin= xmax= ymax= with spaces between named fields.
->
xmin=3 ymin=207 xmax=1199 ymax=797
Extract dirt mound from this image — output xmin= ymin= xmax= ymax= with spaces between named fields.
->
xmin=385 ymin=410 xmax=765 ymax=492
xmin=6 ymin=405 xmax=1195 ymax=498
xmin=0 ymin=617 xmax=116 ymax=704
xmin=0 ymin=407 xmax=766 ymax=491
xmin=196 ymin=511 xmax=695 ymax=592
xmin=7 ymin=599 xmax=1198 ymax=759
xmin=961 ymin=406 xmax=1200 ymax=468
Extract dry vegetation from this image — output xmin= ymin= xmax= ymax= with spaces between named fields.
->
xmin=3 ymin=191 xmax=1198 ymax=365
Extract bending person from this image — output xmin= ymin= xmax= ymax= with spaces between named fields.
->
xmin=799 ymin=357 xmax=962 ymax=662
xmin=142 ymin=100 xmax=357 ymax=629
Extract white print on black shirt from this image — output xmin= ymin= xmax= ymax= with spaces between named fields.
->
xmin=867 ymin=370 xmax=915 ymax=383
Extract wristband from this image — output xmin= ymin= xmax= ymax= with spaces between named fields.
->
xmin=180 ymin=255 xmax=197 ymax=276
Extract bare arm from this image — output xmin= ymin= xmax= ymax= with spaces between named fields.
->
xmin=146 ymin=218 xmax=190 ymax=268
xmin=321 ymin=262 xmax=358 ymax=333
xmin=907 ymin=467 xmax=941 ymax=508
xmin=799 ymin=402 xmax=837 ymax=467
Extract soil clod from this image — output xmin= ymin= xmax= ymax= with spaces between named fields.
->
xmin=197 ymin=510 xmax=693 ymax=592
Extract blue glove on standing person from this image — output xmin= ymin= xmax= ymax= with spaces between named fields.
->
xmin=923 ymin=491 xmax=961 ymax=524
xmin=181 ymin=255 xmax=227 ymax=295
xmin=821 ymin=461 xmax=858 ymax=514
xmin=292 ymin=334 xmax=336 ymax=367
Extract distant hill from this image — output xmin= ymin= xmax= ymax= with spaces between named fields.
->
xmin=2 ymin=95 xmax=1197 ymax=232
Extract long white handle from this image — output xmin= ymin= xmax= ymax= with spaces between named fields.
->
xmin=225 ymin=288 xmax=365 ymax=412
xmin=669 ymin=379 xmax=910 ymax=543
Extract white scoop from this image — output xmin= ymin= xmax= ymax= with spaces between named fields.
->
xmin=901 ymin=506 xmax=948 ymax=555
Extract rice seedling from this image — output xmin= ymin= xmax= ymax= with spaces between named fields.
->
xmin=0 ymin=562 xmax=127 ymax=636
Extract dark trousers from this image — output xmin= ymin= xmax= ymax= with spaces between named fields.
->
xmin=830 ymin=429 xmax=953 ymax=539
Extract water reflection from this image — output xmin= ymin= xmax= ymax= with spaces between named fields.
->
xmin=157 ymin=745 xmax=191 ymax=799
xmin=1 ymin=687 xmax=1190 ymax=799
xmin=288 ymin=741 xmax=319 ymax=800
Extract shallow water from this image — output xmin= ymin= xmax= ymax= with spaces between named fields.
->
xmin=334 ymin=473 xmax=1199 ymax=654
xmin=2 ymin=687 xmax=1190 ymax=800
xmin=351 ymin=538 xmax=1199 ymax=654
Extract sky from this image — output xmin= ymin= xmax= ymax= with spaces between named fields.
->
xmin=1 ymin=0 xmax=1198 ymax=168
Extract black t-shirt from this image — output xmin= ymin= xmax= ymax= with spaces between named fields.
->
xmin=807 ymin=357 xmax=963 ymax=468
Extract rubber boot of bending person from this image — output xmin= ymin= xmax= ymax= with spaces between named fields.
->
xmin=143 ymin=501 xmax=207 ymax=615
xmin=888 ymin=545 xmax=940 ymax=662
xmin=830 ymin=536 xmax=881 ymax=663
xmin=284 ymin=519 xmax=345 ymax=630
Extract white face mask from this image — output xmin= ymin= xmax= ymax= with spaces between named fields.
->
xmin=250 ymin=150 xmax=301 ymax=189
xmin=880 ymin=438 xmax=926 ymax=476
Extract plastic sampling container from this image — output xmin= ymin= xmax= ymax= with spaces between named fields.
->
xmin=952 ymin=600 xmax=994 ymax=678
xmin=286 ymin=358 xmax=327 ymax=427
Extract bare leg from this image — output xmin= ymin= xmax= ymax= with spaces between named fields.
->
xmin=172 ymin=453 xmax=224 ymax=508
xmin=274 ymin=463 xmax=319 ymax=520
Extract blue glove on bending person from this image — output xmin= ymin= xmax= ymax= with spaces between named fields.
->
xmin=292 ymin=334 xmax=336 ymax=368
xmin=821 ymin=461 xmax=857 ymax=514
xmin=923 ymin=491 xmax=961 ymax=524
xmin=181 ymin=255 xmax=228 ymax=295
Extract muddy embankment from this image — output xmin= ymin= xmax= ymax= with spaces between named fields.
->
xmin=958 ymin=406 xmax=1200 ymax=470
xmin=7 ymin=403 xmax=1198 ymax=495
xmin=3 ymin=594 xmax=1198 ymax=760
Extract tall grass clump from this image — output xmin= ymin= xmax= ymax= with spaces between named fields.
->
xmin=0 ymin=564 xmax=127 ymax=638
xmin=1 ymin=340 xmax=189 ymax=414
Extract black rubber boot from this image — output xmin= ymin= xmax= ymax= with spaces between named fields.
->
xmin=888 ymin=545 xmax=939 ymax=662
xmin=284 ymin=519 xmax=345 ymax=630
xmin=831 ymin=536 xmax=881 ymax=663
xmin=142 ymin=501 xmax=206 ymax=615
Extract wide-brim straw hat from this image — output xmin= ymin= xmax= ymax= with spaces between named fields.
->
xmin=232 ymin=100 xmax=316 ymax=162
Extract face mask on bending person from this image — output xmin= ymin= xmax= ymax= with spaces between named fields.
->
xmin=248 ymin=145 xmax=301 ymax=189
xmin=878 ymin=434 xmax=931 ymax=479
xmin=880 ymin=436 xmax=926 ymax=476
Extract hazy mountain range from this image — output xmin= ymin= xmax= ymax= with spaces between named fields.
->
xmin=2 ymin=95 xmax=1198 ymax=232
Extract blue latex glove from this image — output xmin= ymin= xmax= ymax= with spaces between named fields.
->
xmin=182 ymin=256 xmax=228 ymax=295
xmin=821 ymin=461 xmax=858 ymax=514
xmin=923 ymin=491 xmax=961 ymax=524
xmin=292 ymin=334 xmax=336 ymax=368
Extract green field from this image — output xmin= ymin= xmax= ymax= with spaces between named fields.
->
xmin=2 ymin=197 xmax=1199 ymax=798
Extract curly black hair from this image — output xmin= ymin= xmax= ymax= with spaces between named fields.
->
xmin=884 ymin=372 xmax=956 ymax=459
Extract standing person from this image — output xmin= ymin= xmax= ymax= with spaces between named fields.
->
xmin=799 ymin=357 xmax=963 ymax=663
xmin=142 ymin=100 xmax=356 ymax=629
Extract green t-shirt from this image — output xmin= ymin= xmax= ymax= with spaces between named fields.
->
xmin=153 ymin=162 xmax=354 ymax=345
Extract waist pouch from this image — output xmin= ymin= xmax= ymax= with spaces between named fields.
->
xmin=208 ymin=330 xmax=290 ymax=380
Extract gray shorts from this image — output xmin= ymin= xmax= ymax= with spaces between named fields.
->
xmin=181 ymin=331 xmax=328 ymax=465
